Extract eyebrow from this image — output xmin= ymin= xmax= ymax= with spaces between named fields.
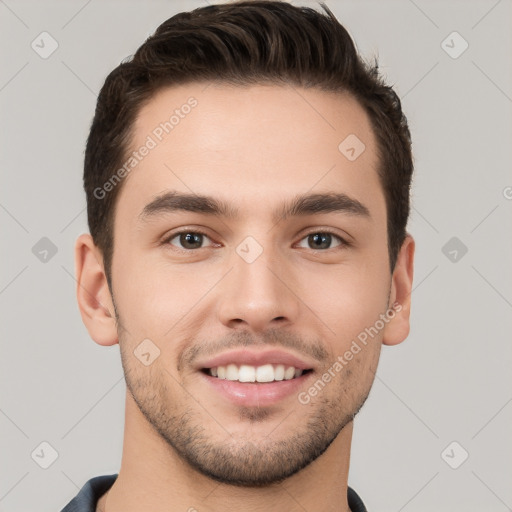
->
xmin=138 ymin=190 xmax=371 ymax=224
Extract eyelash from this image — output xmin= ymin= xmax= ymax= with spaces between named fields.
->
xmin=162 ymin=229 xmax=351 ymax=252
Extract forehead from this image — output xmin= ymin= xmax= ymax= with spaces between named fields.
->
xmin=116 ymin=83 xmax=384 ymax=223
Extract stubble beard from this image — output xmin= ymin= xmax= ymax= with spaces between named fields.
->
xmin=120 ymin=344 xmax=371 ymax=487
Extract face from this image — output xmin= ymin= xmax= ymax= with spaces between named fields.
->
xmin=110 ymin=83 xmax=394 ymax=485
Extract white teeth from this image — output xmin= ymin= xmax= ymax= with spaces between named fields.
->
xmin=226 ymin=364 xmax=238 ymax=381
xmin=238 ymin=365 xmax=256 ymax=382
xmin=256 ymin=364 xmax=274 ymax=383
xmin=284 ymin=366 xmax=296 ymax=380
xmin=208 ymin=364 xmax=306 ymax=382
xmin=274 ymin=364 xmax=285 ymax=381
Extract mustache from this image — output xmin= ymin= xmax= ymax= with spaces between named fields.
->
xmin=178 ymin=328 xmax=330 ymax=371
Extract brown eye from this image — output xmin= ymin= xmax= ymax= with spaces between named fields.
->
xmin=167 ymin=231 xmax=213 ymax=250
xmin=297 ymin=232 xmax=345 ymax=250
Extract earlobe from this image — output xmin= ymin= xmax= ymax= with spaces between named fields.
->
xmin=74 ymin=233 xmax=118 ymax=346
xmin=382 ymin=234 xmax=415 ymax=346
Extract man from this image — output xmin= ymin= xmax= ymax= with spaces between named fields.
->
xmin=63 ymin=1 xmax=414 ymax=510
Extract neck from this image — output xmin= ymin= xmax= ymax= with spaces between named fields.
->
xmin=105 ymin=392 xmax=353 ymax=512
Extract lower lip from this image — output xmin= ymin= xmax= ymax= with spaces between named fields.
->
xmin=200 ymin=371 xmax=313 ymax=407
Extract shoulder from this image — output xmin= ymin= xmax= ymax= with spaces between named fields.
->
xmin=347 ymin=485 xmax=368 ymax=512
xmin=60 ymin=474 xmax=118 ymax=512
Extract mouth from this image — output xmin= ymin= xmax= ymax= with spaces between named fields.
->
xmin=202 ymin=364 xmax=314 ymax=383
xmin=195 ymin=349 xmax=316 ymax=407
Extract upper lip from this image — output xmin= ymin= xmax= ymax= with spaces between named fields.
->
xmin=196 ymin=349 xmax=316 ymax=371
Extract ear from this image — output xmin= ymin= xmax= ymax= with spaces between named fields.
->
xmin=382 ymin=234 xmax=415 ymax=346
xmin=74 ymin=233 xmax=118 ymax=346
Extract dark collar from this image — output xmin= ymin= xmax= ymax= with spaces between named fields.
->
xmin=61 ymin=474 xmax=368 ymax=511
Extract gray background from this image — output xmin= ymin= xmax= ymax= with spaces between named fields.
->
xmin=1 ymin=0 xmax=511 ymax=511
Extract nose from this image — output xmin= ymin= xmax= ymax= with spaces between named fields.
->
xmin=216 ymin=242 xmax=300 ymax=333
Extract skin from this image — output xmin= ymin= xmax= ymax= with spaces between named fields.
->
xmin=75 ymin=83 xmax=414 ymax=512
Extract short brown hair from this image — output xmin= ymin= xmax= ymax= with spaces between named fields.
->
xmin=84 ymin=0 xmax=413 ymax=289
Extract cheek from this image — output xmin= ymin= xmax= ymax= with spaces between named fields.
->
xmin=301 ymin=260 xmax=390 ymax=347
xmin=114 ymin=255 xmax=220 ymax=341
xmin=112 ymin=252 xmax=170 ymax=339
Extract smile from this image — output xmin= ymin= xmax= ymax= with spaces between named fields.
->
xmin=203 ymin=363 xmax=313 ymax=383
